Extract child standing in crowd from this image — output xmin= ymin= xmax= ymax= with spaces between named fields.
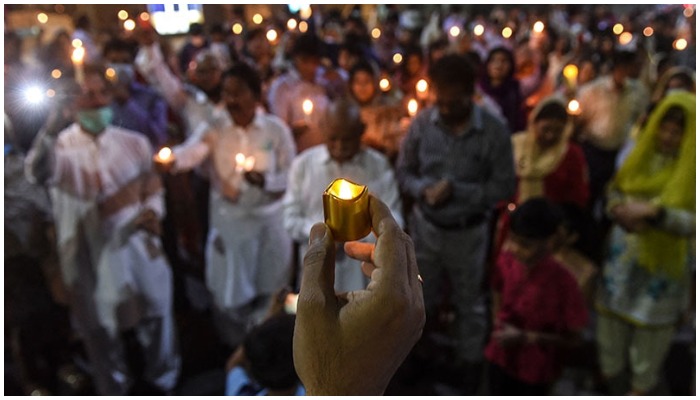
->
xmin=485 ymin=198 xmax=588 ymax=395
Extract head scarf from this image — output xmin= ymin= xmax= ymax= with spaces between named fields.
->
xmin=512 ymin=96 xmax=573 ymax=203
xmin=612 ymin=91 xmax=696 ymax=279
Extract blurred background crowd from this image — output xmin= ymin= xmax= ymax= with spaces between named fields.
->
xmin=3 ymin=3 xmax=696 ymax=396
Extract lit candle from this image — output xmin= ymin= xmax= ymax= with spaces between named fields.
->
xmin=407 ymin=98 xmax=419 ymax=117
xmin=153 ymin=146 xmax=175 ymax=172
xmin=287 ymin=18 xmax=297 ymax=31
xmin=235 ymin=152 xmax=246 ymax=172
xmin=322 ymin=178 xmax=371 ymax=242
xmin=302 ymin=99 xmax=313 ymax=123
xmin=533 ymin=21 xmax=545 ymax=33
xmin=71 ymin=47 xmax=86 ymax=84
xmin=415 ymin=79 xmax=429 ymax=100
xmin=567 ymin=99 xmax=581 ymax=116
xmin=562 ymin=64 xmax=578 ymax=90
xmin=379 ymin=77 xmax=391 ymax=93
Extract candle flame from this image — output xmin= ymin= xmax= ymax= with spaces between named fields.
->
xmin=407 ymin=99 xmax=418 ymax=117
xmin=71 ymin=47 xmax=85 ymax=64
xmin=157 ymin=147 xmax=172 ymax=161
xmin=473 ymin=24 xmax=485 ymax=36
xmin=338 ymin=179 xmax=354 ymax=200
xmin=567 ymin=100 xmax=581 ymax=115
xmin=379 ymin=78 xmax=391 ymax=92
xmin=416 ymin=79 xmax=428 ymax=93
xmin=449 ymin=26 xmax=461 ymax=37
xmin=563 ymin=64 xmax=578 ymax=80
xmin=287 ymin=18 xmax=297 ymax=30
xmin=533 ymin=21 xmax=545 ymax=33
xmin=302 ymin=99 xmax=314 ymax=115
xmin=244 ymin=156 xmax=256 ymax=172
xmin=235 ymin=153 xmax=246 ymax=166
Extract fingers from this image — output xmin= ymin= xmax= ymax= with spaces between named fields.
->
xmin=344 ymin=241 xmax=374 ymax=263
xmin=298 ymin=223 xmax=337 ymax=312
xmin=368 ymin=195 xmax=409 ymax=287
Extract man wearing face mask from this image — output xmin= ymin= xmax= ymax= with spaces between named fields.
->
xmin=25 ymin=65 xmax=181 ymax=395
xmin=103 ymin=38 xmax=169 ymax=149
xmin=396 ymin=54 xmax=516 ymax=395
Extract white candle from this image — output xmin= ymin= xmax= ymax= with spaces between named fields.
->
xmin=415 ymin=79 xmax=429 ymax=100
xmin=71 ymin=47 xmax=86 ymax=85
xmin=407 ymin=99 xmax=418 ymax=117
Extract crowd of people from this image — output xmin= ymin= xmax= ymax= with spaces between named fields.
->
xmin=4 ymin=4 xmax=696 ymax=396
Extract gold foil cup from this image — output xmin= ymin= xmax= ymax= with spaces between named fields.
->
xmin=323 ymin=178 xmax=371 ymax=242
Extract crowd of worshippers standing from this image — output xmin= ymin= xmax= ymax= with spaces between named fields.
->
xmin=5 ymin=4 xmax=695 ymax=396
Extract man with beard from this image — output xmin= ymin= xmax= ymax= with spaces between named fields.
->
xmin=396 ymin=54 xmax=516 ymax=395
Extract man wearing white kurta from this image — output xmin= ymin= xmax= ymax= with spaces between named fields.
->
xmin=283 ymin=100 xmax=403 ymax=293
xmin=25 ymin=67 xmax=180 ymax=395
xmin=171 ymin=63 xmax=296 ymax=347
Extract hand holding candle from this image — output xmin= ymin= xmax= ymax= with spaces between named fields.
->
xmin=323 ymin=178 xmax=371 ymax=242
xmin=235 ymin=152 xmax=256 ymax=173
xmin=302 ymin=98 xmax=314 ymax=124
xmin=71 ymin=47 xmax=86 ymax=85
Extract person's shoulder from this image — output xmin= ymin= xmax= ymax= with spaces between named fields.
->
xmin=109 ymin=126 xmax=152 ymax=148
xmin=477 ymin=105 xmax=510 ymax=137
xmin=362 ymin=146 xmax=391 ymax=165
xmin=543 ymin=255 xmax=580 ymax=287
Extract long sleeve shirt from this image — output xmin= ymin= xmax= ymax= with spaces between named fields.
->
xmin=397 ymin=105 xmax=516 ymax=226
xmin=110 ymin=81 xmax=169 ymax=148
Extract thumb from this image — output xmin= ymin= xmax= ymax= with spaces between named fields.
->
xmin=299 ymin=223 xmax=337 ymax=311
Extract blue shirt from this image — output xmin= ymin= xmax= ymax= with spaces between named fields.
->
xmin=110 ymin=81 xmax=169 ymax=148
xmin=225 ymin=367 xmax=305 ymax=396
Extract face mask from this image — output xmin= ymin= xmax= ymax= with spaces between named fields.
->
xmin=107 ymin=63 xmax=135 ymax=84
xmin=77 ymin=106 xmax=113 ymax=135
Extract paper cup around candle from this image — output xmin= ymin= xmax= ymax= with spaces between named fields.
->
xmin=323 ymin=178 xmax=371 ymax=242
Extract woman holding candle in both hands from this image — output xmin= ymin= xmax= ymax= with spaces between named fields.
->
xmin=164 ymin=63 xmax=296 ymax=348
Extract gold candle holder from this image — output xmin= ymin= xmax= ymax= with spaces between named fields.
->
xmin=323 ymin=178 xmax=371 ymax=242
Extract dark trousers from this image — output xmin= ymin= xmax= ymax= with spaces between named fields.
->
xmin=488 ymin=363 xmax=550 ymax=396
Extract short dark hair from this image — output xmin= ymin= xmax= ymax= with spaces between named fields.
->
xmin=291 ymin=33 xmax=324 ymax=58
xmin=102 ymin=38 xmax=136 ymax=60
xmin=244 ymin=314 xmax=298 ymax=391
xmin=660 ymin=105 xmax=686 ymax=128
xmin=348 ymin=60 xmax=376 ymax=81
xmin=612 ymin=50 xmax=637 ymax=68
xmin=223 ymin=62 xmax=262 ymax=99
xmin=428 ymin=53 xmax=476 ymax=95
xmin=534 ymin=101 xmax=568 ymax=122
xmin=510 ymin=198 xmax=564 ymax=239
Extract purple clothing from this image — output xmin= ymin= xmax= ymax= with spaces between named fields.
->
xmin=478 ymin=77 xmax=526 ymax=134
xmin=110 ymin=82 xmax=169 ymax=148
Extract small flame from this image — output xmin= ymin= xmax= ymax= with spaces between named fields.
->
xmin=407 ymin=99 xmax=419 ymax=117
xmin=71 ymin=47 xmax=86 ymax=64
xmin=302 ymin=99 xmax=314 ymax=115
xmin=474 ymin=24 xmax=485 ymax=36
xmin=533 ymin=21 xmax=545 ymax=33
xmin=338 ymin=179 xmax=354 ymax=200
xmin=379 ymin=78 xmax=391 ymax=92
xmin=563 ymin=64 xmax=578 ymax=80
xmin=416 ymin=79 xmax=428 ymax=93
xmin=157 ymin=147 xmax=172 ymax=161
xmin=235 ymin=153 xmax=246 ymax=166
xmin=243 ymin=156 xmax=256 ymax=172
xmin=567 ymin=99 xmax=581 ymax=115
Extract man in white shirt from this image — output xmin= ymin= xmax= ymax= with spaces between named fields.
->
xmin=283 ymin=99 xmax=403 ymax=293
xmin=169 ymin=63 xmax=296 ymax=347
xmin=25 ymin=65 xmax=180 ymax=395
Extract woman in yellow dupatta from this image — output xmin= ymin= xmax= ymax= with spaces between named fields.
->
xmin=596 ymin=91 xmax=695 ymax=395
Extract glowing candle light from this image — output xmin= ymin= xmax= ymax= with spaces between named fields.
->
xmin=287 ymin=18 xmax=297 ymax=31
xmin=72 ymin=38 xmax=83 ymax=48
xmin=235 ymin=153 xmax=247 ymax=172
xmin=153 ymin=147 xmax=176 ymax=172
xmin=474 ymin=24 xmax=485 ymax=36
xmin=674 ymin=38 xmax=688 ymax=51
xmin=502 ymin=27 xmax=513 ymax=39
xmin=46 ymin=89 xmax=56 ymax=98
xmin=416 ymin=79 xmax=429 ymax=100
xmin=105 ymin=67 xmax=117 ymax=82
xmin=243 ymin=156 xmax=256 ymax=172
xmin=299 ymin=6 xmax=312 ymax=20
xmin=449 ymin=26 xmax=461 ymax=38
xmin=567 ymin=99 xmax=581 ymax=115
xmin=124 ymin=19 xmax=136 ymax=31
xmin=232 ymin=23 xmax=243 ymax=35
xmin=643 ymin=27 xmax=654 ymax=37
xmin=51 ymin=69 xmax=62 ymax=79
xmin=71 ymin=47 xmax=86 ymax=84
xmin=619 ymin=32 xmax=633 ymax=46
xmin=371 ymin=28 xmax=381 ymax=39
xmin=563 ymin=64 xmax=578 ymax=89
xmin=533 ymin=21 xmax=545 ymax=33
xmin=140 ymin=12 xmax=150 ymax=22
xmin=379 ymin=78 xmax=391 ymax=92
xmin=393 ymin=53 xmax=403 ymax=64
xmin=253 ymin=13 xmax=263 ymax=25
xmin=323 ymin=178 xmax=371 ymax=242
xmin=407 ymin=99 xmax=418 ymax=117
xmin=37 ymin=13 xmax=48 ymax=24
xmin=118 ymin=10 xmax=128 ymax=20
xmin=299 ymin=21 xmax=308 ymax=33
xmin=302 ymin=99 xmax=314 ymax=116
xmin=266 ymin=29 xmax=278 ymax=43
xmin=613 ymin=23 xmax=624 ymax=35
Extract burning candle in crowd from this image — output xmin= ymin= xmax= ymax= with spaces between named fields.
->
xmin=153 ymin=147 xmax=175 ymax=172
xmin=562 ymin=64 xmax=579 ymax=89
xmin=567 ymin=99 xmax=581 ymax=116
xmin=379 ymin=77 xmax=391 ymax=92
xmin=371 ymin=28 xmax=381 ymax=39
xmin=473 ymin=24 xmax=485 ymax=36
xmin=235 ymin=153 xmax=256 ymax=172
xmin=533 ymin=21 xmax=545 ymax=33
xmin=71 ymin=47 xmax=86 ymax=84
xmin=415 ymin=79 xmax=429 ymax=100
xmin=287 ymin=18 xmax=297 ymax=31
xmin=322 ymin=178 xmax=371 ymax=242
xmin=302 ymin=98 xmax=314 ymax=123
xmin=407 ymin=99 xmax=419 ymax=117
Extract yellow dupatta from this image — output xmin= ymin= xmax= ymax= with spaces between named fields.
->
xmin=612 ymin=91 xmax=696 ymax=279
xmin=512 ymin=96 xmax=574 ymax=203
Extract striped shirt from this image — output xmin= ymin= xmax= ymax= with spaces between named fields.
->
xmin=397 ymin=105 xmax=516 ymax=227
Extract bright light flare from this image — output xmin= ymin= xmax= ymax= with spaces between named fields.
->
xmin=533 ymin=21 xmax=545 ymax=33
xmin=302 ymin=99 xmax=314 ymax=115
xmin=23 ymin=86 xmax=45 ymax=105
xmin=266 ymin=29 xmax=278 ymax=42
xmin=379 ymin=78 xmax=391 ymax=92
xmin=502 ymin=27 xmax=513 ymax=39
xmin=407 ymin=99 xmax=418 ymax=117
xmin=37 ymin=13 xmax=48 ymax=24
xmin=371 ymin=28 xmax=381 ymax=39
xmin=299 ymin=21 xmax=308 ymax=33
xmin=643 ymin=27 xmax=654 ymax=37
xmin=232 ymin=23 xmax=243 ymax=35
xmin=124 ymin=19 xmax=136 ymax=31
xmin=287 ymin=18 xmax=297 ymax=30
xmin=118 ymin=10 xmax=128 ymax=20
xmin=253 ymin=13 xmax=263 ymax=24
xmin=567 ymin=99 xmax=581 ymax=115
xmin=619 ymin=32 xmax=633 ymax=45
xmin=51 ymin=69 xmax=62 ymax=79
xmin=674 ymin=38 xmax=688 ymax=51
xmin=393 ymin=53 xmax=403 ymax=64
xmin=72 ymin=38 xmax=83 ymax=48
xmin=474 ymin=24 xmax=484 ymax=36
xmin=449 ymin=26 xmax=461 ymax=37
xmin=613 ymin=23 xmax=624 ymax=35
